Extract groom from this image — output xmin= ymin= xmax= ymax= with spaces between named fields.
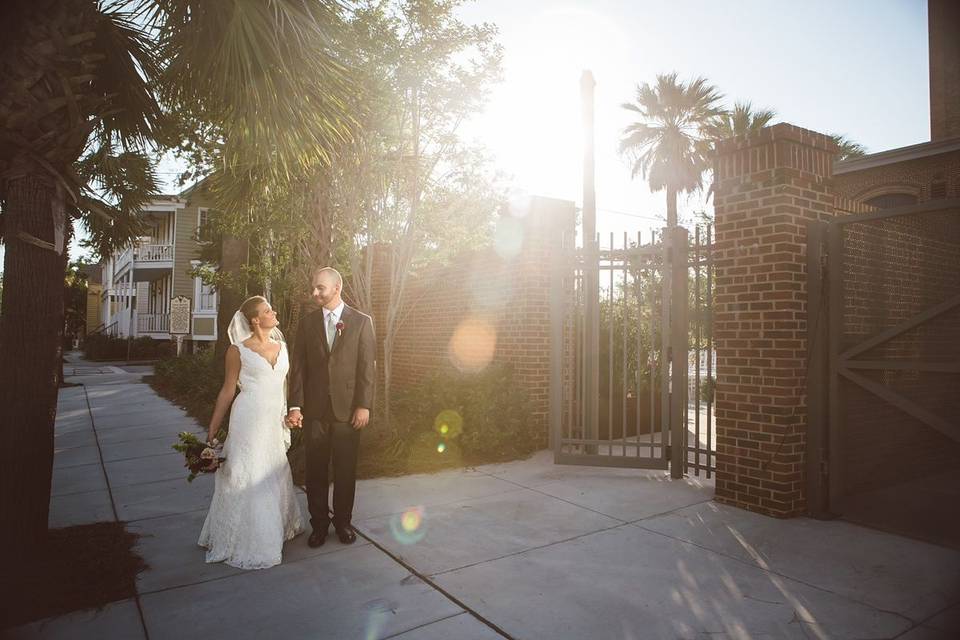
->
xmin=287 ymin=267 xmax=376 ymax=547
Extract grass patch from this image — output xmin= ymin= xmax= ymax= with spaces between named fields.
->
xmin=2 ymin=522 xmax=148 ymax=629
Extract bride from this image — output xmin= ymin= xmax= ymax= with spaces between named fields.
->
xmin=198 ymin=295 xmax=304 ymax=569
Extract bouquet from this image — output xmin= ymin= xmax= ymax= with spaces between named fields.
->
xmin=173 ymin=432 xmax=225 ymax=482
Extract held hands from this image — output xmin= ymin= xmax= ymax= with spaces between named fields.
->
xmin=285 ymin=409 xmax=304 ymax=429
xmin=351 ymin=408 xmax=370 ymax=430
xmin=282 ymin=408 xmax=367 ymax=428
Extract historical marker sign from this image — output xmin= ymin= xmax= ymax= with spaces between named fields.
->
xmin=170 ymin=296 xmax=192 ymax=335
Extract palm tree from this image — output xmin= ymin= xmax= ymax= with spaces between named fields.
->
xmin=704 ymin=101 xmax=867 ymax=162
xmin=704 ymin=101 xmax=777 ymax=140
xmin=0 ymin=0 xmax=355 ymax=563
xmin=619 ymin=73 xmax=724 ymax=227
xmin=830 ymin=133 xmax=868 ymax=161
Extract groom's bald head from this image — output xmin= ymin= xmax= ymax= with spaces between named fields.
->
xmin=312 ymin=266 xmax=342 ymax=288
xmin=311 ymin=267 xmax=343 ymax=309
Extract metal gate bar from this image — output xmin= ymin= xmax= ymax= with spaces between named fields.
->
xmin=552 ymin=225 xmax=709 ymax=476
xmin=687 ymin=224 xmax=716 ymax=477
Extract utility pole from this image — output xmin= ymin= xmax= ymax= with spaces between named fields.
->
xmin=581 ymin=70 xmax=600 ymax=451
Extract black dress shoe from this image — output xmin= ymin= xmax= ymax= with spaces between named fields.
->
xmin=308 ymin=529 xmax=327 ymax=547
xmin=335 ymin=526 xmax=357 ymax=544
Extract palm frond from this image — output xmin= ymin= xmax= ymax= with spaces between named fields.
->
xmin=93 ymin=5 xmax=167 ymax=147
xmin=830 ymin=133 xmax=868 ymax=160
xmin=619 ymin=73 xmax=723 ymax=197
xmin=704 ymin=101 xmax=778 ymax=141
xmin=154 ymin=0 xmax=358 ymax=210
xmin=75 ymin=142 xmax=160 ymax=258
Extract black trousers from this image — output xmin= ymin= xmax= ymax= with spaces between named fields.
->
xmin=305 ymin=417 xmax=360 ymax=531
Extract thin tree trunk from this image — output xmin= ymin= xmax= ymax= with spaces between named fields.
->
xmin=215 ymin=234 xmax=250 ymax=358
xmin=383 ymin=331 xmax=393 ymax=432
xmin=0 ymin=174 xmax=67 ymax=564
xmin=666 ymin=185 xmax=678 ymax=228
xmin=57 ymin=222 xmax=75 ymax=387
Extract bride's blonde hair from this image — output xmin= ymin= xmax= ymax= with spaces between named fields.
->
xmin=240 ymin=295 xmax=269 ymax=323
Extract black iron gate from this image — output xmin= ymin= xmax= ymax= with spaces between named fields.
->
xmin=550 ymin=225 xmax=715 ymax=479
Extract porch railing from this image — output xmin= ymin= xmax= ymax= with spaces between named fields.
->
xmin=89 ymin=321 xmax=119 ymax=337
xmin=137 ymin=313 xmax=170 ymax=333
xmin=134 ymin=244 xmax=173 ymax=262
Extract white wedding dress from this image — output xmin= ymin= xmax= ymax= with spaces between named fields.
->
xmin=198 ymin=341 xmax=304 ymax=569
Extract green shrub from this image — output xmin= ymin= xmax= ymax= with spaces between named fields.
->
xmin=389 ymin=362 xmax=538 ymax=461
xmin=83 ymin=334 xmax=173 ymax=361
xmin=151 ymin=352 xmax=538 ymax=482
xmin=700 ymin=376 xmax=716 ymax=404
xmin=153 ymin=348 xmax=223 ymax=427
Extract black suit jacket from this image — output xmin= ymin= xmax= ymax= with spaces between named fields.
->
xmin=288 ymin=305 xmax=376 ymax=423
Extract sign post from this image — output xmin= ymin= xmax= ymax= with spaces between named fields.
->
xmin=169 ymin=296 xmax=191 ymax=356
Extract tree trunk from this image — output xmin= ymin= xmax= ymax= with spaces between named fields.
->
xmin=666 ymin=184 xmax=678 ymax=228
xmin=383 ymin=330 xmax=394 ymax=433
xmin=215 ymin=234 xmax=250 ymax=358
xmin=0 ymin=174 xmax=67 ymax=563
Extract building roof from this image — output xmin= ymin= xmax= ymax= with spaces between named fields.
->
xmin=834 ymin=136 xmax=960 ymax=174
xmin=177 ymin=174 xmax=210 ymax=199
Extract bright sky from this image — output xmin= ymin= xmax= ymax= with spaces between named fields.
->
xmin=3 ymin=0 xmax=927 ymax=269
xmin=457 ymin=0 xmax=929 ymax=244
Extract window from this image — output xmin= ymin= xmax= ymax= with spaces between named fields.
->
xmin=198 ymin=279 xmax=216 ymax=312
xmin=197 ymin=208 xmax=212 ymax=243
xmin=192 ymin=260 xmax=217 ymax=313
xmin=864 ymin=193 xmax=918 ymax=209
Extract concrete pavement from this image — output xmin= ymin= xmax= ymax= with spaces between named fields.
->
xmin=7 ymin=355 xmax=960 ymax=639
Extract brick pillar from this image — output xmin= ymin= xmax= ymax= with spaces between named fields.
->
xmin=497 ymin=196 xmax=576 ymax=446
xmin=712 ymin=123 xmax=838 ymax=517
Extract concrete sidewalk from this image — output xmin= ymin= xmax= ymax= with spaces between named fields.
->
xmin=8 ymin=356 xmax=960 ymax=639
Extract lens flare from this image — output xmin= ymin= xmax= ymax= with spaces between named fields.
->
xmin=493 ymin=215 xmax=524 ymax=259
xmin=433 ymin=409 xmax=463 ymax=439
xmin=448 ymin=318 xmax=496 ymax=373
xmin=363 ymin=599 xmax=394 ymax=640
xmin=389 ymin=506 xmax=427 ymax=545
xmin=505 ymin=194 xmax=532 ymax=218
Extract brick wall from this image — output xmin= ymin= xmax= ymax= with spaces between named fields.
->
xmin=368 ymin=197 xmax=576 ymax=446
xmin=834 ymin=150 xmax=960 ymax=205
xmin=929 ymin=0 xmax=960 ymax=141
xmin=711 ymin=123 xmax=839 ymax=517
xmin=714 ymin=121 xmax=960 ymax=519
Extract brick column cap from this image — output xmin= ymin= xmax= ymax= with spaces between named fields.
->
xmin=714 ymin=123 xmax=841 ymax=183
xmin=715 ymin=122 xmax=840 ymax=156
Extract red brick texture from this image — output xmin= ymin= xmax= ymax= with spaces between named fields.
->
xmin=929 ymin=0 xmax=960 ymax=141
xmin=714 ymin=121 xmax=960 ymax=519
xmin=369 ymin=197 xmax=576 ymax=447
xmin=712 ymin=124 xmax=840 ymax=517
xmin=834 ymin=150 xmax=960 ymax=206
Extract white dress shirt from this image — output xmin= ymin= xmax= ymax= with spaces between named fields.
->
xmin=324 ymin=301 xmax=345 ymax=331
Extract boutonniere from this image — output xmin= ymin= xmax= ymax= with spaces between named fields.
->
xmin=336 ymin=321 xmax=344 ymax=337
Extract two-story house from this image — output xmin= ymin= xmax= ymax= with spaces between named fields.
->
xmin=97 ymin=183 xmax=219 ymax=349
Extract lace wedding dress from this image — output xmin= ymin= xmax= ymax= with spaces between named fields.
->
xmin=198 ymin=341 xmax=304 ymax=569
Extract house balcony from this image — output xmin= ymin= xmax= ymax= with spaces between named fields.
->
xmin=109 ymin=282 xmax=135 ymax=296
xmin=132 ymin=243 xmax=174 ymax=281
